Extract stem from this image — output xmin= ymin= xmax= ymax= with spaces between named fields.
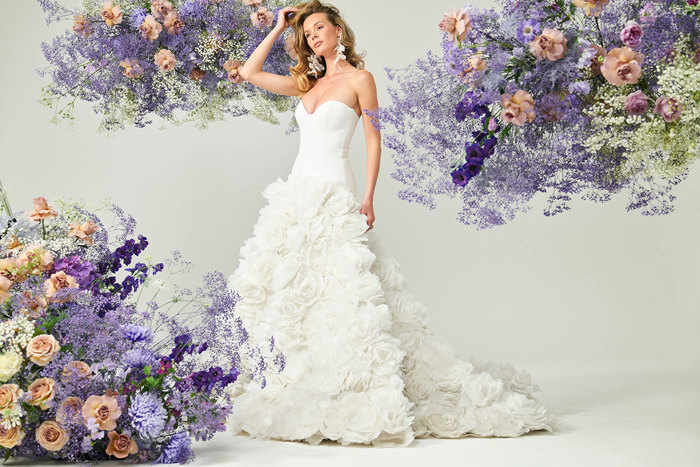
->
xmin=594 ymin=17 xmax=605 ymax=48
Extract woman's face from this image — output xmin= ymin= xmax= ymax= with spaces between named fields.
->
xmin=302 ymin=12 xmax=339 ymax=55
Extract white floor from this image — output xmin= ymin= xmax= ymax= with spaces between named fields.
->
xmin=21 ymin=357 xmax=700 ymax=466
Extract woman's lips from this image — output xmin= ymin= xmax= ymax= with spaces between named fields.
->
xmin=314 ymin=41 xmax=323 ymax=48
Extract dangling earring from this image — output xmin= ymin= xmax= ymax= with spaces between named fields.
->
xmin=307 ymin=53 xmax=325 ymax=78
xmin=334 ymin=35 xmax=346 ymax=65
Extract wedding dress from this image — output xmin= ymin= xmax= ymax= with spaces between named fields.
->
xmin=224 ymin=99 xmax=556 ymax=447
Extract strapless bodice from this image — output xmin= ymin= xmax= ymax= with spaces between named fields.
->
xmin=290 ymin=100 xmax=361 ymax=196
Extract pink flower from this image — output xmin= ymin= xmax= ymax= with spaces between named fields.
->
xmin=250 ymin=6 xmax=274 ymax=29
xmin=26 ymin=197 xmax=58 ymax=222
xmin=154 ymin=49 xmax=177 ymax=72
xmin=500 ymin=90 xmax=535 ymax=126
xmin=139 ymin=14 xmax=162 ymax=42
xmin=163 ymin=12 xmax=184 ymax=36
xmin=624 ymin=90 xmax=650 ymax=115
xmin=438 ymin=8 xmax=471 ymax=45
xmin=620 ymin=21 xmax=643 ymax=47
xmin=653 ymin=97 xmax=683 ymax=122
xmin=100 ymin=1 xmax=123 ymax=27
xmin=529 ymin=28 xmax=567 ymax=61
xmin=601 ymin=47 xmax=644 ymax=86
xmin=639 ymin=3 xmax=657 ymax=24
xmin=68 ymin=220 xmax=99 ymax=244
xmin=119 ymin=58 xmax=144 ymax=79
xmin=150 ymin=0 xmax=174 ymax=21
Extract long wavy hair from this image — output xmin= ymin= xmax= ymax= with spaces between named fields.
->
xmin=288 ymin=0 xmax=365 ymax=96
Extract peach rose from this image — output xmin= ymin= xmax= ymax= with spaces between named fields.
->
xmin=73 ymin=13 xmax=93 ymax=37
xmin=0 ymin=424 xmax=25 ymax=449
xmin=163 ymin=12 xmax=184 ymax=36
xmin=0 ymin=275 xmax=11 ymax=304
xmin=67 ymin=220 xmax=99 ymax=244
xmin=26 ymin=197 xmax=58 ymax=222
xmin=119 ymin=58 xmax=144 ymax=79
xmin=154 ymin=49 xmax=177 ymax=72
xmin=500 ymin=90 xmax=535 ymax=126
xmin=36 ymin=421 xmax=69 ymax=451
xmin=56 ymin=397 xmax=84 ymax=425
xmin=43 ymin=270 xmax=79 ymax=303
xmin=106 ymin=430 xmax=138 ymax=459
xmin=150 ymin=0 xmax=174 ymax=21
xmin=0 ymin=384 xmax=23 ymax=410
xmin=62 ymin=361 xmax=92 ymax=382
xmin=139 ymin=14 xmax=162 ymax=42
xmin=26 ymin=334 xmax=61 ymax=367
xmin=82 ymin=394 xmax=121 ymax=431
xmin=439 ymin=8 xmax=471 ymax=45
xmin=100 ymin=1 xmax=123 ymax=28
xmin=27 ymin=377 xmax=56 ymax=410
xmin=573 ymin=0 xmax=610 ymax=17
xmin=189 ymin=67 xmax=205 ymax=81
xmin=17 ymin=244 xmax=53 ymax=276
xmin=284 ymin=32 xmax=298 ymax=60
xmin=223 ymin=60 xmax=244 ymax=84
xmin=601 ymin=47 xmax=644 ymax=86
xmin=466 ymin=53 xmax=487 ymax=72
xmin=250 ymin=6 xmax=274 ymax=29
xmin=529 ymin=28 xmax=567 ymax=61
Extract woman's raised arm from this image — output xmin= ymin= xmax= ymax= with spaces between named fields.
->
xmin=239 ymin=7 xmax=300 ymax=96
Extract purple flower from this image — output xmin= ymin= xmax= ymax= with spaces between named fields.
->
xmin=620 ymin=21 xmax=643 ymax=47
xmin=624 ymin=90 xmax=651 ymax=115
xmin=653 ymin=96 xmax=683 ymax=122
xmin=516 ymin=20 xmax=540 ymax=44
xmin=687 ymin=0 xmax=698 ymax=6
xmin=129 ymin=392 xmax=167 ymax=439
xmin=155 ymin=431 xmax=193 ymax=464
xmin=568 ymin=81 xmax=591 ymax=95
xmin=121 ymin=324 xmax=154 ymax=343
xmin=52 ymin=255 xmax=96 ymax=289
xmin=451 ymin=168 xmax=471 ymax=186
xmin=129 ymin=8 xmax=148 ymax=28
xmin=123 ymin=348 xmax=156 ymax=368
xmin=639 ymin=3 xmax=656 ymax=25
xmin=463 ymin=161 xmax=483 ymax=177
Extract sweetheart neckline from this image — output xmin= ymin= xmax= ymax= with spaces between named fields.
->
xmin=297 ymin=99 xmax=361 ymax=118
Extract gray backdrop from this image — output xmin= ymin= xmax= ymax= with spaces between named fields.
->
xmin=1 ymin=0 xmax=698 ymax=373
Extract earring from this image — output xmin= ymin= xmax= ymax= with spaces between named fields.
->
xmin=307 ymin=53 xmax=325 ymax=78
xmin=334 ymin=35 xmax=346 ymax=65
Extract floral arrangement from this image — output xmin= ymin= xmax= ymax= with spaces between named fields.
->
xmin=37 ymin=0 xmax=299 ymax=133
xmin=0 ymin=185 xmax=283 ymax=462
xmin=382 ymin=0 xmax=700 ymax=228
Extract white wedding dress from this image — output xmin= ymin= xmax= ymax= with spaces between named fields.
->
xmin=225 ymin=99 xmax=556 ymax=447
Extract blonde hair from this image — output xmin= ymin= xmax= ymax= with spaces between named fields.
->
xmin=288 ymin=0 xmax=365 ymax=95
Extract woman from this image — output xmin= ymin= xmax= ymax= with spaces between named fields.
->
xmin=225 ymin=0 xmax=556 ymax=447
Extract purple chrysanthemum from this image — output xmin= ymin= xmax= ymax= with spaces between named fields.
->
xmin=121 ymin=324 xmax=155 ymax=343
xmin=516 ymin=19 xmax=540 ymax=44
xmin=129 ymin=392 xmax=167 ymax=439
xmin=123 ymin=348 xmax=156 ymax=368
xmin=155 ymin=431 xmax=193 ymax=464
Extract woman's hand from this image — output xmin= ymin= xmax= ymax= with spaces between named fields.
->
xmin=361 ymin=199 xmax=375 ymax=232
xmin=274 ymin=7 xmax=299 ymax=32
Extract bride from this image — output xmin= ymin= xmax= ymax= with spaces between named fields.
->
xmin=225 ymin=0 xmax=556 ymax=447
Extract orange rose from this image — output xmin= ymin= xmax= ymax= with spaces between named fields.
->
xmin=26 ymin=335 xmax=61 ymax=367
xmin=43 ymin=271 xmax=79 ymax=303
xmin=100 ymin=1 xmax=123 ymax=27
xmin=0 ymin=384 xmax=23 ymax=410
xmin=154 ymin=49 xmax=177 ymax=72
xmin=62 ymin=361 xmax=92 ymax=382
xmin=106 ymin=431 xmax=138 ymax=459
xmin=150 ymin=0 xmax=174 ymax=21
xmin=36 ymin=421 xmax=69 ymax=451
xmin=27 ymin=377 xmax=56 ymax=410
xmin=573 ymin=0 xmax=610 ymax=17
xmin=139 ymin=14 xmax=162 ymax=42
xmin=529 ymin=28 xmax=567 ymax=61
xmin=163 ymin=12 xmax=184 ymax=36
xmin=67 ymin=220 xmax=99 ymax=245
xmin=500 ymin=90 xmax=536 ymax=126
xmin=0 ymin=424 xmax=25 ymax=449
xmin=26 ymin=197 xmax=58 ymax=222
xmin=601 ymin=47 xmax=644 ymax=86
xmin=17 ymin=244 xmax=54 ymax=276
xmin=82 ymin=395 xmax=121 ymax=431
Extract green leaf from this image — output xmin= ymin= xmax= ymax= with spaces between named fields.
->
xmin=145 ymin=376 xmax=156 ymax=387
xmin=143 ymin=365 xmax=151 ymax=376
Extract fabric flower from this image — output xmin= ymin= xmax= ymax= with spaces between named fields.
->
xmin=572 ymin=0 xmax=610 ymax=17
xmin=100 ymin=1 xmax=123 ymax=27
xmin=223 ymin=60 xmax=244 ymax=83
xmin=601 ymin=47 xmax=644 ymax=85
xmin=27 ymin=377 xmax=56 ymax=410
xmin=438 ymin=8 xmax=471 ymax=45
xmin=0 ymin=384 xmax=22 ymax=410
xmin=56 ymin=397 xmax=84 ymax=426
xmin=624 ymin=90 xmax=650 ymax=115
xmin=250 ymin=6 xmax=274 ymax=29
xmin=154 ymin=49 xmax=177 ymax=72
xmin=73 ymin=14 xmax=92 ymax=37
xmin=620 ymin=21 xmax=643 ymax=48
xmin=26 ymin=197 xmax=58 ymax=221
xmin=0 ymin=352 xmax=22 ymax=382
xmin=119 ymin=58 xmax=144 ymax=79
xmin=105 ymin=430 xmax=138 ymax=459
xmin=43 ymin=270 xmax=79 ymax=303
xmin=500 ymin=90 xmax=535 ymax=126
xmin=0 ymin=424 xmax=24 ymax=449
xmin=653 ymin=97 xmax=683 ymax=122
xmin=139 ymin=14 xmax=162 ymax=41
xmin=129 ymin=392 xmax=167 ymax=439
xmin=163 ymin=11 xmax=184 ymax=35
xmin=82 ymin=394 xmax=121 ymax=431
xmin=36 ymin=421 xmax=69 ymax=451
xmin=529 ymin=28 xmax=567 ymax=61
xmin=67 ymin=220 xmax=99 ymax=244
xmin=26 ymin=334 xmax=61 ymax=367
xmin=150 ymin=0 xmax=174 ymax=21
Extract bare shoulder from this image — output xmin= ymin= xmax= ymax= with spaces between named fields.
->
xmin=351 ymin=69 xmax=376 ymax=87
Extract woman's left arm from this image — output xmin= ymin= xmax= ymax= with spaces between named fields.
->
xmin=354 ymin=70 xmax=380 ymax=230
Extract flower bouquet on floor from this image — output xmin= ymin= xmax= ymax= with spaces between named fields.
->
xmin=37 ymin=0 xmax=299 ymax=133
xmin=0 ymin=190 xmax=283 ymax=462
xmin=382 ymin=0 xmax=700 ymax=229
